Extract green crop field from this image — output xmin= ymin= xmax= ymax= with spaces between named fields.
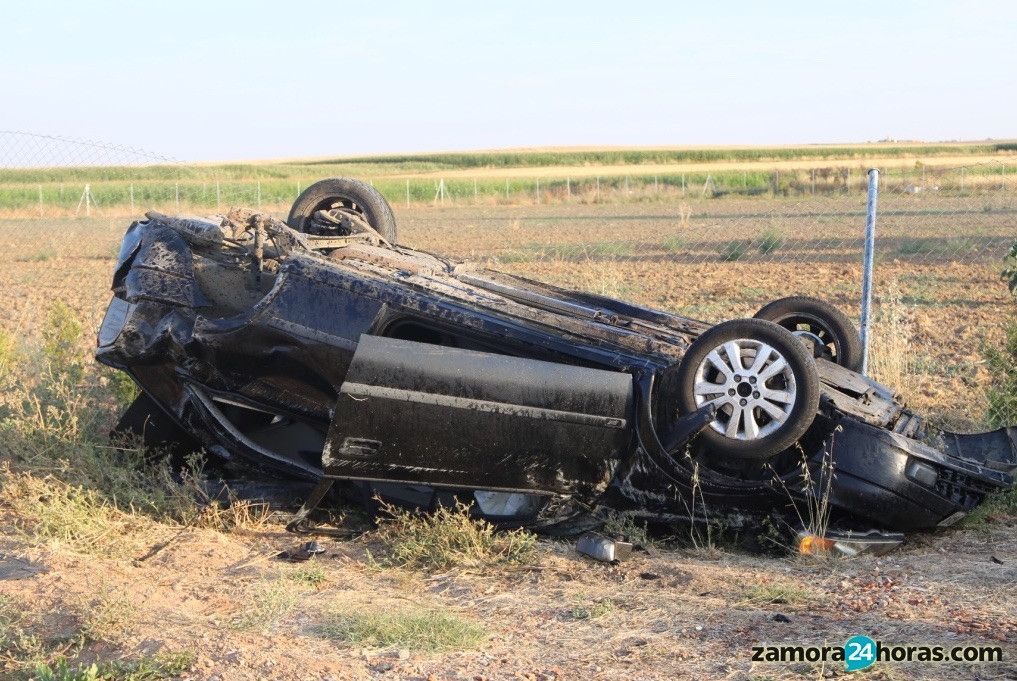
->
xmin=1 ymin=141 xmax=1015 ymax=216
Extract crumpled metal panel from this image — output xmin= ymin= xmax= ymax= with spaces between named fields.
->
xmin=124 ymin=226 xmax=209 ymax=309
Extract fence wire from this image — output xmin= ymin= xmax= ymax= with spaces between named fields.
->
xmin=1 ymin=132 xmax=1013 ymax=429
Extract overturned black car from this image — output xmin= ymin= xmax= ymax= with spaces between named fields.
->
xmin=96 ymin=178 xmax=1017 ymax=551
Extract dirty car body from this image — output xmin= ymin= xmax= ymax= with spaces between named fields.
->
xmin=96 ymin=210 xmax=1017 ymax=539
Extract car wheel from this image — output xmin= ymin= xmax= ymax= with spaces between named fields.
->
xmin=754 ymin=296 xmax=862 ymax=371
xmin=677 ymin=318 xmax=820 ymax=462
xmin=288 ymin=177 xmax=398 ymax=243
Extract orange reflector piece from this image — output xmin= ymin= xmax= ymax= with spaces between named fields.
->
xmin=798 ymin=534 xmax=836 ymax=555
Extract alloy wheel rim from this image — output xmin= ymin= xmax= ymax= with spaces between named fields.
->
xmin=693 ymin=338 xmax=797 ymax=441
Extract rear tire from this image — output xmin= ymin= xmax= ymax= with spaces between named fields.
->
xmin=677 ymin=319 xmax=820 ymax=462
xmin=288 ymin=177 xmax=398 ymax=242
xmin=754 ymin=296 xmax=863 ymax=371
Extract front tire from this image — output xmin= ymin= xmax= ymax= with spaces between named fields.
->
xmin=677 ymin=319 xmax=820 ymax=462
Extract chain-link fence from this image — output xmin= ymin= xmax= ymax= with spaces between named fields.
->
xmin=1 ymin=131 xmax=1013 ymax=429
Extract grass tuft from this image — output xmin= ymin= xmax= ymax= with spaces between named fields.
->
xmin=185 ymin=478 xmax=273 ymax=533
xmin=33 ymin=652 xmax=195 ymax=681
xmin=0 ymin=467 xmax=159 ymax=555
xmin=660 ymin=235 xmax=687 ymax=253
xmin=288 ymin=565 xmax=328 ymax=589
xmin=757 ymin=228 xmax=784 ymax=255
xmin=18 ymin=249 xmax=58 ymax=263
xmin=0 ymin=301 xmax=204 ymax=555
xmin=739 ymin=582 xmax=814 ymax=606
xmin=561 ymin=598 xmax=614 ymax=622
xmin=373 ymin=500 xmax=536 ymax=570
xmin=0 ymin=596 xmax=47 ymax=673
xmin=81 ymin=590 xmax=136 ymax=644
xmin=896 ymin=238 xmax=936 ymax=257
xmin=601 ymin=511 xmax=652 ymax=548
xmin=230 ymin=580 xmax=303 ymax=631
xmin=719 ymin=239 xmax=751 ymax=262
xmin=962 ymin=486 xmax=1017 ymax=527
xmin=318 ymin=607 xmax=486 ymax=651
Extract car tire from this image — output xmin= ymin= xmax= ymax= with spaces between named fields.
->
xmin=677 ymin=318 xmax=820 ymax=462
xmin=754 ymin=296 xmax=862 ymax=371
xmin=288 ymin=177 xmax=398 ymax=242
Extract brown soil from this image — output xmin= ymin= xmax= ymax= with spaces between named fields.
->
xmin=2 ymin=517 xmax=1015 ymax=680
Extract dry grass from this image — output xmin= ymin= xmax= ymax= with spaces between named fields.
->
xmin=184 ymin=479 xmax=274 ymax=533
xmin=230 ymin=579 xmax=305 ymax=632
xmin=80 ymin=589 xmax=136 ymax=645
xmin=372 ymin=500 xmax=537 ymax=571
xmin=738 ymin=581 xmax=815 ymax=606
xmin=867 ymin=282 xmax=917 ymax=402
xmin=0 ymin=468 xmax=162 ymax=556
xmin=0 ymin=303 xmax=198 ymax=521
xmin=409 ymin=153 xmax=1017 ymax=180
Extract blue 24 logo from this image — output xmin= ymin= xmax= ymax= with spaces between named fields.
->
xmin=844 ymin=635 xmax=877 ymax=671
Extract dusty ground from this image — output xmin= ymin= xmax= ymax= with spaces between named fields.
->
xmin=0 ymin=197 xmax=1014 ymax=679
xmin=1 ymin=515 xmax=1015 ymax=680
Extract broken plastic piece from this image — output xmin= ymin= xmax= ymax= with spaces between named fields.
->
xmin=577 ymin=533 xmax=633 ymax=562
xmin=797 ymin=529 xmax=903 ymax=557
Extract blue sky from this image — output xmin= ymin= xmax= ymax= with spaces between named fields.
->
xmin=2 ymin=1 xmax=1014 ymax=160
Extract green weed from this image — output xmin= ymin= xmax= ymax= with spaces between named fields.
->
xmin=985 ymin=318 xmax=1017 ymax=428
xmin=661 ymin=235 xmax=687 ymax=252
xmin=719 ymin=240 xmax=751 ymax=262
xmin=601 ymin=511 xmax=652 ymax=548
xmin=288 ymin=565 xmax=328 ymax=589
xmin=33 ymin=652 xmax=194 ymax=681
xmin=963 ymin=487 xmax=1017 ymax=527
xmin=373 ymin=500 xmax=536 ymax=570
xmin=562 ymin=598 xmax=615 ymax=622
xmin=757 ymin=228 xmax=784 ymax=255
xmin=80 ymin=590 xmax=135 ymax=644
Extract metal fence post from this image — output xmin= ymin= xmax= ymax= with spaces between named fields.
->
xmin=860 ymin=168 xmax=879 ymax=375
